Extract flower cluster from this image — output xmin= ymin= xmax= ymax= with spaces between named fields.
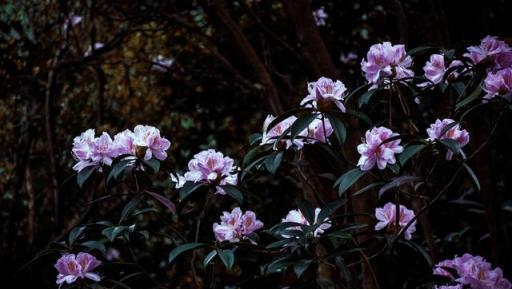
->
xmin=421 ymin=54 xmax=464 ymax=86
xmin=483 ymin=67 xmax=512 ymax=101
xmin=212 ymin=207 xmax=264 ymax=243
xmin=72 ymin=125 xmax=171 ymax=172
xmin=312 ymin=7 xmax=328 ymax=26
xmin=426 ymin=119 xmax=470 ymax=160
xmin=54 ymin=252 xmax=101 ymax=285
xmin=361 ymin=42 xmax=414 ymax=87
xmin=434 ymin=254 xmax=511 ymax=289
xmin=374 ymin=202 xmax=416 ymax=240
xmin=464 ymin=35 xmax=512 ymax=70
xmin=281 ymin=208 xmax=331 ymax=238
xmin=173 ymin=149 xmax=238 ymax=194
xmin=357 ymin=126 xmax=403 ymax=171
xmin=301 ymin=77 xmax=347 ymax=112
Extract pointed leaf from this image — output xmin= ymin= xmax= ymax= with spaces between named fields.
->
xmin=217 ymin=248 xmax=235 ymax=270
xmin=326 ymin=114 xmax=347 ymax=143
xmin=145 ymin=191 xmax=176 ymax=214
xmin=168 ymin=243 xmax=206 ymax=264
xmin=335 ymin=168 xmax=366 ymax=196
xmin=221 ymin=185 xmax=244 ymax=204
xmin=179 ymin=181 xmax=204 ymax=201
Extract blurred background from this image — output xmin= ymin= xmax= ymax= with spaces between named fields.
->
xmin=1 ymin=0 xmax=512 ymax=288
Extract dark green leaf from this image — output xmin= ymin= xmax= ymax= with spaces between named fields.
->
xmin=77 ymin=166 xmax=96 ymax=188
xmin=318 ymin=200 xmax=345 ymax=223
xmin=179 ymin=181 xmax=204 ymax=201
xmin=120 ymin=196 xmax=142 ymax=223
xmin=407 ymin=45 xmax=437 ymax=56
xmin=144 ymin=158 xmax=160 ymax=173
xmin=334 ymin=168 xmax=366 ymax=197
xmin=463 ymin=163 xmax=480 ymax=191
xmin=293 ymin=259 xmax=312 ymax=277
xmin=326 ymin=114 xmax=347 ymax=143
xmin=265 ymin=151 xmax=283 ymax=175
xmin=68 ymin=226 xmax=86 ymax=245
xmin=80 ymin=240 xmax=106 ymax=253
xmin=221 ymin=185 xmax=244 ymax=204
xmin=297 ymin=200 xmax=315 ymax=225
xmin=168 ymin=243 xmax=206 ymax=263
xmin=107 ymin=158 xmax=135 ymax=183
xmin=266 ymin=108 xmax=312 ymax=132
xmin=217 ymin=248 xmax=235 ymax=270
xmin=290 ymin=113 xmax=317 ymax=140
xmin=358 ymin=89 xmax=379 ymax=108
xmin=440 ymin=139 xmax=461 ymax=156
xmin=378 ymin=176 xmax=422 ymax=198
xmin=456 ymin=86 xmax=483 ymax=110
xmin=203 ymin=250 xmax=217 ymax=268
xmin=399 ymin=144 xmax=426 ymax=166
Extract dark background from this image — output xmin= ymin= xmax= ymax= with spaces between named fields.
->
xmin=1 ymin=0 xmax=512 ymax=288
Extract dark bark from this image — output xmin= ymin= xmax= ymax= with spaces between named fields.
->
xmin=281 ymin=0 xmax=338 ymax=79
xmin=199 ymin=0 xmax=284 ymax=115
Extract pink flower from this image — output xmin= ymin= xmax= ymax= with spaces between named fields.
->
xmin=483 ymin=67 xmax=512 ymax=101
xmin=301 ymin=77 xmax=347 ymax=112
xmin=434 ymin=254 xmax=511 ymax=289
xmin=281 ymin=208 xmax=331 ymax=238
xmin=213 ymin=207 xmax=264 ymax=242
xmin=374 ymin=202 xmax=416 ymax=240
xmin=426 ymin=119 xmax=470 ymax=160
xmin=54 ymin=253 xmax=101 ymax=286
xmin=133 ymin=125 xmax=171 ymax=161
xmin=183 ymin=149 xmax=238 ymax=194
xmin=312 ymin=7 xmax=328 ymax=26
xmin=63 ymin=14 xmax=82 ymax=31
xmin=361 ymin=42 xmax=414 ymax=87
xmin=112 ymin=129 xmax=136 ymax=156
xmin=357 ymin=126 xmax=403 ymax=171
xmin=72 ymin=129 xmax=96 ymax=172
xmin=306 ymin=117 xmax=333 ymax=144
xmin=340 ymin=52 xmax=358 ymax=64
xmin=90 ymin=132 xmax=117 ymax=166
xmin=434 ymin=286 xmax=462 ymax=289
xmin=84 ymin=43 xmax=105 ymax=57
xmin=464 ymin=35 xmax=512 ymax=69
xmin=152 ymin=55 xmax=174 ymax=72
xmin=421 ymin=54 xmax=465 ymax=86
xmin=104 ymin=248 xmax=120 ymax=261
xmin=261 ymin=115 xmax=306 ymax=149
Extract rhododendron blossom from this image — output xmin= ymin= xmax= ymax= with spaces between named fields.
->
xmin=54 ymin=252 xmax=101 ymax=285
xmin=483 ymin=67 xmax=512 ymax=101
xmin=357 ymin=126 xmax=403 ymax=171
xmin=374 ymin=202 xmax=416 ymax=240
xmin=306 ymin=117 xmax=333 ymax=144
xmin=301 ymin=77 xmax=347 ymax=112
xmin=426 ymin=119 xmax=470 ymax=160
xmin=464 ymin=35 xmax=512 ymax=69
xmin=421 ymin=54 xmax=464 ymax=85
xmin=261 ymin=115 xmax=306 ymax=149
xmin=132 ymin=125 xmax=171 ymax=161
xmin=434 ymin=254 xmax=511 ymax=289
xmin=312 ymin=7 xmax=328 ymax=26
xmin=72 ymin=130 xmax=117 ymax=171
xmin=212 ymin=207 xmax=263 ymax=243
xmin=361 ymin=42 xmax=414 ymax=86
xmin=182 ymin=149 xmax=238 ymax=194
xmin=281 ymin=208 xmax=331 ymax=238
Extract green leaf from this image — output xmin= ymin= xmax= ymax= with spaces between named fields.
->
xmin=248 ymin=133 xmax=262 ymax=145
xmin=399 ymin=144 xmax=426 ymax=166
xmin=119 ymin=196 xmax=142 ymax=223
xmin=358 ymin=89 xmax=379 ymax=108
xmin=77 ymin=166 xmax=96 ymax=188
xmin=334 ymin=168 xmax=366 ymax=197
xmin=463 ymin=163 xmax=480 ymax=191
xmin=440 ymin=139 xmax=461 ymax=156
xmin=80 ymin=240 xmax=106 ymax=253
xmin=399 ymin=239 xmax=432 ymax=266
xmin=179 ymin=181 xmax=204 ymax=201
xmin=265 ymin=151 xmax=283 ymax=175
xmin=265 ymin=108 xmax=312 ymax=133
xmin=107 ymin=158 xmax=135 ymax=183
xmin=407 ymin=45 xmax=437 ymax=56
xmin=326 ymin=114 xmax=347 ymax=143
xmin=217 ymin=248 xmax=235 ymax=270
xmin=221 ymin=185 xmax=244 ymax=204
xmin=318 ymin=200 xmax=344 ymax=223
xmin=203 ymin=250 xmax=217 ymax=268
xmin=378 ymin=176 xmax=422 ymax=198
xmin=293 ymin=259 xmax=312 ymax=277
xmin=297 ymin=200 xmax=315 ymax=225
xmin=456 ymin=86 xmax=483 ymax=110
xmin=290 ymin=113 xmax=317 ymax=140
xmin=102 ymin=226 xmax=129 ymax=241
xmin=266 ymin=257 xmax=291 ymax=274
xmin=344 ymin=109 xmax=372 ymax=125
xmin=68 ymin=226 xmax=86 ymax=245
xmin=144 ymin=158 xmax=160 ymax=173
xmin=168 ymin=243 xmax=206 ymax=264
